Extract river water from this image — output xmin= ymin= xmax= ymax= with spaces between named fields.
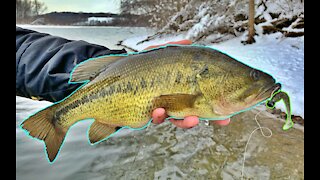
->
xmin=16 ymin=25 xmax=304 ymax=180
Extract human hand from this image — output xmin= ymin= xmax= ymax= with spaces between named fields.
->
xmin=152 ymin=108 xmax=231 ymax=128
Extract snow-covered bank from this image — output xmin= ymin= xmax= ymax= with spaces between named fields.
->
xmin=121 ymin=33 xmax=304 ymax=118
xmin=210 ymin=33 xmax=304 ymax=118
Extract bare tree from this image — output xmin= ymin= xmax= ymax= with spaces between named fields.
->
xmin=120 ymin=0 xmax=190 ymax=28
xmin=21 ymin=0 xmax=32 ymax=19
xmin=244 ymin=0 xmax=256 ymax=44
xmin=16 ymin=0 xmax=22 ymax=19
xmin=16 ymin=0 xmax=47 ymax=23
xmin=32 ymin=0 xmax=47 ymax=16
xmin=122 ymin=0 xmax=303 ymax=45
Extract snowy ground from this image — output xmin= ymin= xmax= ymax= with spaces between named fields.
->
xmin=121 ymin=33 xmax=304 ymax=118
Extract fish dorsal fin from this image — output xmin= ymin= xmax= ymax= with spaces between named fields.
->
xmin=69 ymin=45 xmax=184 ymax=83
xmin=70 ymin=55 xmax=125 ymax=83
xmin=88 ymin=120 xmax=120 ymax=144
xmin=153 ymin=93 xmax=200 ymax=111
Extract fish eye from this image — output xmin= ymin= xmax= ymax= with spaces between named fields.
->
xmin=250 ymin=70 xmax=260 ymax=81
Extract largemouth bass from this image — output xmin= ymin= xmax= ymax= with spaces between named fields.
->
xmin=21 ymin=45 xmax=281 ymax=163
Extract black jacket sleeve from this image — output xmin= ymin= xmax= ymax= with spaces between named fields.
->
xmin=16 ymin=26 xmax=127 ymax=102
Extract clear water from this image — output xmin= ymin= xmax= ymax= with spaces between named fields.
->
xmin=16 ymin=26 xmax=304 ymax=180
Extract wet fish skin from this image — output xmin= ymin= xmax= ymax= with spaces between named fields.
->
xmin=21 ymin=45 xmax=278 ymax=162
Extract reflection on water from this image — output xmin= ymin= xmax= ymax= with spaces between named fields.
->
xmin=16 ymin=26 xmax=303 ymax=180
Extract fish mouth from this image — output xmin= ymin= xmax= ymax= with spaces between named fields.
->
xmin=256 ymin=83 xmax=282 ymax=101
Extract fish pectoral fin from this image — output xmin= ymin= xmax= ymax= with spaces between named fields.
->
xmin=153 ymin=93 xmax=200 ymax=111
xmin=88 ymin=121 xmax=120 ymax=145
xmin=70 ymin=55 xmax=125 ymax=83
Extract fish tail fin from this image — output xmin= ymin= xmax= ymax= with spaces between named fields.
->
xmin=20 ymin=104 xmax=66 ymax=163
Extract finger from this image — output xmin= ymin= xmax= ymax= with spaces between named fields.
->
xmin=213 ymin=118 xmax=231 ymax=126
xmin=152 ymin=108 xmax=168 ymax=124
xmin=143 ymin=39 xmax=192 ymax=50
xmin=169 ymin=116 xmax=199 ymax=129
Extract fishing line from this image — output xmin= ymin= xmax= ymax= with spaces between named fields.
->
xmin=241 ymin=109 xmax=272 ymax=179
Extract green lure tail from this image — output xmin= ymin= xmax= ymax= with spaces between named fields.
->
xmin=266 ymin=91 xmax=294 ymax=130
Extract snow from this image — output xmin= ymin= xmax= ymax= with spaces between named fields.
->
xmin=261 ymin=0 xmax=304 ymax=19
xmin=186 ymin=14 xmax=211 ymax=39
xmin=121 ymin=33 xmax=304 ymax=118
xmin=263 ymin=12 xmax=273 ymax=21
xmin=282 ymin=17 xmax=304 ymax=33
xmin=87 ymin=17 xmax=114 ymax=23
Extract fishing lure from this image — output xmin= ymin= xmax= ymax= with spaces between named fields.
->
xmin=266 ymin=91 xmax=294 ymax=130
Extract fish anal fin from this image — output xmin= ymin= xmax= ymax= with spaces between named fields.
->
xmin=153 ymin=93 xmax=200 ymax=112
xmin=70 ymin=55 xmax=125 ymax=83
xmin=88 ymin=120 xmax=120 ymax=144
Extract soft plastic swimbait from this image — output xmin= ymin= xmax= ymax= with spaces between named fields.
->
xmin=266 ymin=91 xmax=294 ymax=130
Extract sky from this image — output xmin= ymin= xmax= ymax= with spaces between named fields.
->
xmin=38 ymin=0 xmax=121 ymax=14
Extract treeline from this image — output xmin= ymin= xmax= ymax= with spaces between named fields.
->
xmin=16 ymin=0 xmax=47 ymax=23
xmin=36 ymin=12 xmax=118 ymax=25
xmin=120 ymin=0 xmax=189 ymax=28
xmin=24 ymin=12 xmax=149 ymax=27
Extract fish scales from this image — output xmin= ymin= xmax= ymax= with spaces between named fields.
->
xmin=21 ymin=46 xmax=281 ymax=162
xmin=55 ymin=47 xmax=200 ymax=128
